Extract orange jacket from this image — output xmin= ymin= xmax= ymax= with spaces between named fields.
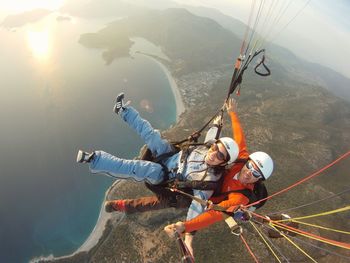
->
xmin=184 ymin=111 xmax=253 ymax=233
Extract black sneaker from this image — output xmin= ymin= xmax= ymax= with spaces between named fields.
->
xmin=104 ymin=201 xmax=114 ymax=213
xmin=113 ymin=92 xmax=126 ymax=114
xmin=104 ymin=200 xmax=126 ymax=213
xmin=76 ymin=150 xmax=95 ymax=163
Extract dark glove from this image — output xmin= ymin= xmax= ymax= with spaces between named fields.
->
xmin=233 ymin=210 xmax=251 ymax=221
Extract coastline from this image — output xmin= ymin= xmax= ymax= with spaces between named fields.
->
xmin=129 ymin=37 xmax=185 ymax=120
xmin=30 ymin=181 xmax=123 ymax=263
xmin=151 ymin=57 xmax=186 ymax=120
xmin=68 ymin=180 xmax=124 ymax=253
xmin=32 ymin=60 xmax=186 ymax=262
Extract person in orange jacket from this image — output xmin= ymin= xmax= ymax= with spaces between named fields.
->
xmin=164 ymin=98 xmax=274 ymax=256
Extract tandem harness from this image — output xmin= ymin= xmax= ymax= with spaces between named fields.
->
xmin=139 ymin=143 xmax=268 ymax=210
xmin=138 ymin=143 xmax=224 ymax=207
xmin=139 ymin=142 xmax=223 ymax=189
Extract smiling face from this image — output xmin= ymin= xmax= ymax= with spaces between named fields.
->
xmin=204 ymin=142 xmax=228 ymax=166
xmin=238 ymin=160 xmax=262 ymax=184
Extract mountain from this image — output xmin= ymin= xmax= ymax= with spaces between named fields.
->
xmin=78 ymin=7 xmax=350 ymax=102
xmin=170 ymin=5 xmax=350 ymax=102
xmin=184 ymin=5 xmax=248 ymax=40
xmin=267 ymin=44 xmax=350 ymax=102
xmin=62 ymin=0 xmax=350 ymax=101
xmin=41 ymin=7 xmax=350 ymax=263
xmin=79 ymin=8 xmax=241 ymax=74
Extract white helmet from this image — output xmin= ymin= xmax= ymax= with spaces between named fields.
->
xmin=218 ymin=137 xmax=239 ymax=165
xmin=249 ymin=151 xmax=274 ymax=180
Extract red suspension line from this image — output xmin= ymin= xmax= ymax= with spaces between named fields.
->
xmin=240 ymin=233 xmax=260 ymax=263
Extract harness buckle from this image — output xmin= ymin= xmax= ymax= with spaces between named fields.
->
xmin=224 ymin=216 xmax=242 ymax=236
xmin=231 ymin=226 xmax=243 ymax=236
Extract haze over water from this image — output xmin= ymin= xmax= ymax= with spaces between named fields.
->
xmin=0 ymin=14 xmax=176 ymax=263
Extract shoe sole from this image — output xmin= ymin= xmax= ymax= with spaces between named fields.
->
xmin=114 ymin=92 xmax=125 ymax=114
xmin=104 ymin=201 xmax=114 ymax=213
xmin=76 ymin=150 xmax=84 ymax=163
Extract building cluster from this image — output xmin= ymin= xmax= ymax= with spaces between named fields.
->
xmin=175 ymin=70 xmax=228 ymax=108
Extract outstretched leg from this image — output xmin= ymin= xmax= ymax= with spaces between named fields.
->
xmin=116 ymin=95 xmax=173 ymax=157
xmin=89 ymin=151 xmax=165 ymax=185
xmin=77 ymin=93 xmax=173 ymax=184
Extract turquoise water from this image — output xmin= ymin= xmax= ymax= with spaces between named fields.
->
xmin=0 ymin=15 xmax=176 ymax=263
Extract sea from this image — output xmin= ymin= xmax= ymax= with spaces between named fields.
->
xmin=0 ymin=14 xmax=177 ymax=263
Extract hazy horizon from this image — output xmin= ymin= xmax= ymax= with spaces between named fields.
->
xmin=1 ymin=0 xmax=349 ymax=79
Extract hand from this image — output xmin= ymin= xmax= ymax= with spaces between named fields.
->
xmin=225 ymin=98 xmax=237 ymax=113
xmin=169 ymin=180 xmax=187 ymax=189
xmin=233 ymin=210 xmax=251 ymax=221
xmin=206 ymin=200 xmax=214 ymax=210
xmin=213 ymin=115 xmax=223 ymax=126
xmin=164 ymin=221 xmax=185 ymax=238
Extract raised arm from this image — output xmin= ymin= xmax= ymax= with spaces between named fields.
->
xmin=226 ymin=98 xmax=249 ymax=159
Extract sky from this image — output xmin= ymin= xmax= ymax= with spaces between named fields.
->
xmin=0 ymin=0 xmax=349 ymax=78
xmin=0 ymin=0 xmax=65 ymax=13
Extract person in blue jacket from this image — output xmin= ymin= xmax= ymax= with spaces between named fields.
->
xmin=77 ymin=92 xmax=239 ymax=221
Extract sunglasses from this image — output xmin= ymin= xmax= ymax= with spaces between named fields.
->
xmin=210 ymin=143 xmax=226 ymax=161
xmin=245 ymin=161 xmax=263 ymax=178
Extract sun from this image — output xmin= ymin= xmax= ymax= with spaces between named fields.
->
xmin=26 ymin=28 xmax=51 ymax=61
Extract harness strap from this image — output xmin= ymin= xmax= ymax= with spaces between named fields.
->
xmin=157 ymin=161 xmax=171 ymax=182
xmin=168 ymin=188 xmax=229 ymax=213
xmin=153 ymin=148 xmax=179 ymax=163
xmin=174 ymin=231 xmax=195 ymax=263
xmin=171 ymin=180 xmax=220 ymax=190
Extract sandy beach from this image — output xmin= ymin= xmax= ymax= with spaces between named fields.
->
xmin=152 ymin=58 xmax=186 ymax=120
xmin=69 ymin=180 xmax=124 ymax=254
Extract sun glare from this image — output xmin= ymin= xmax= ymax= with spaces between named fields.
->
xmin=27 ymin=29 xmax=51 ymax=61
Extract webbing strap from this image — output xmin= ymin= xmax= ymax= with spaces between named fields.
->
xmin=224 ymin=216 xmax=242 ymax=236
xmin=167 ymin=188 xmax=228 ymax=212
xmin=174 ymin=232 xmax=195 ymax=263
